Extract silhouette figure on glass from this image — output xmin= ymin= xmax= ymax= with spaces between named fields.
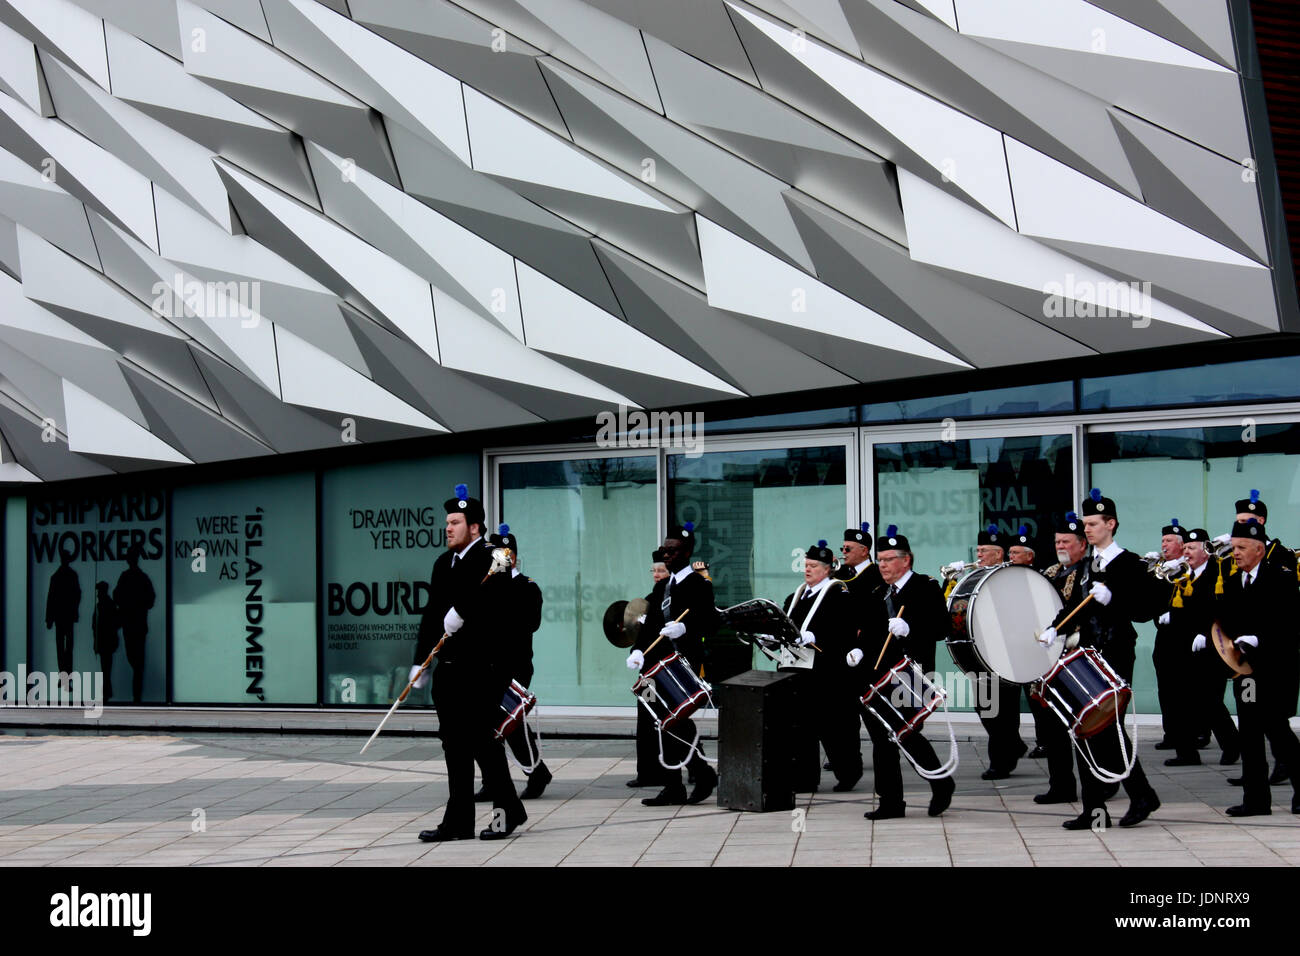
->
xmin=113 ymin=544 xmax=156 ymax=703
xmin=92 ymin=582 xmax=120 ymax=702
xmin=45 ymin=546 xmax=81 ymax=684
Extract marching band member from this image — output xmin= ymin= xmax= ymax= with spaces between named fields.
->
xmin=1038 ymin=489 xmax=1161 ymax=830
xmin=784 ymin=540 xmax=863 ymax=792
xmin=627 ymin=522 xmax=719 ymax=806
xmin=628 ymin=550 xmax=670 ymax=790
xmin=414 ymin=485 xmax=526 ymax=842
xmin=1029 ymin=514 xmax=1087 ymax=803
xmin=1193 ymin=517 xmax=1300 ymax=816
xmin=972 ymin=525 xmax=1028 ymax=781
xmin=837 ymin=522 xmax=885 ymax=595
xmin=651 ymin=549 xmax=669 ymax=585
xmin=1179 ymin=529 xmax=1239 ymax=766
xmin=1008 ymin=526 xmax=1036 ymax=567
xmin=847 ymin=526 xmax=955 ymax=820
xmin=473 ymin=525 xmax=551 ymax=800
xmin=1152 ymin=519 xmax=1192 ymax=759
xmin=1008 ymin=524 xmax=1051 ymax=760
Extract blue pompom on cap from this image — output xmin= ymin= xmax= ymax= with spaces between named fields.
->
xmin=454 ymin=483 xmax=469 ymax=500
xmin=1066 ymin=511 xmax=1078 ymax=521
xmin=1090 ymin=487 xmax=1102 ymax=502
xmin=682 ymin=521 xmax=694 ymax=537
xmin=986 ymin=523 xmax=998 ymax=534
xmin=861 ymin=521 xmax=870 ymax=533
xmin=1171 ymin=518 xmax=1179 ymax=527
xmin=817 ymin=539 xmax=827 ymax=548
xmin=1019 ymin=525 xmax=1029 ymax=536
xmin=498 ymin=523 xmax=509 ymax=535
xmin=885 ymin=524 xmax=898 ymax=537
xmin=1250 ymin=489 xmax=1260 ymax=503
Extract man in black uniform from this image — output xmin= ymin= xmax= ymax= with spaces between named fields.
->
xmin=626 ymin=521 xmax=718 ymax=806
xmin=846 ymin=525 xmax=955 ymax=820
xmin=1152 ymin=519 xmax=1195 ymax=761
xmin=1031 ymin=512 xmax=1088 ymax=804
xmin=412 ymin=484 xmax=526 ymax=842
xmin=1193 ymin=516 xmax=1300 ymax=816
xmin=1178 ymin=529 xmax=1239 ymax=765
xmin=784 ymin=540 xmax=863 ymax=791
xmin=1039 ymin=489 xmax=1161 ymax=830
xmin=971 ymin=525 xmax=1028 ymax=780
xmin=628 ymin=549 xmax=670 ymax=790
xmin=837 ymin=522 xmax=885 ymax=596
xmin=475 ymin=524 xmax=551 ymax=801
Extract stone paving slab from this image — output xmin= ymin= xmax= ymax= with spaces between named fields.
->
xmin=0 ymin=730 xmax=1298 ymax=866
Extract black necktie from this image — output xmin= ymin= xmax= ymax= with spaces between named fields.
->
xmin=451 ymin=553 xmax=458 ymax=568
xmin=661 ymin=576 xmax=673 ymax=617
xmin=885 ymin=585 xmax=898 ymax=617
xmin=1243 ymin=573 xmax=1251 ymax=590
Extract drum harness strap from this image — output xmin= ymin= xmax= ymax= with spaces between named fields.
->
xmin=874 ymin=657 xmax=960 ymax=781
xmin=1072 ymin=690 xmax=1139 ymax=785
xmin=506 ymin=701 xmax=545 ymax=775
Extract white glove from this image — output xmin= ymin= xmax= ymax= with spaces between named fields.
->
xmin=626 ymin=650 xmax=645 ymax=671
xmin=1037 ymin=626 xmax=1058 ymax=648
xmin=1235 ymin=635 xmax=1259 ymax=650
xmin=443 ymin=606 xmax=465 ymax=634
xmin=798 ymin=630 xmax=816 ymax=647
xmin=636 ymin=614 xmax=646 ymax=624
xmin=1191 ymin=634 xmax=1207 ymax=652
xmin=1213 ymin=533 xmax=1231 ymax=546
xmin=1159 ymin=560 xmax=1181 ymax=573
xmin=846 ymin=648 xmax=864 ymax=667
xmin=408 ymin=664 xmax=429 ymax=690
xmin=660 ymin=621 xmax=686 ymax=641
xmin=1089 ymin=582 xmax=1112 ymax=606
xmin=887 ymin=616 xmax=910 ymax=638
xmin=1157 ymin=612 xmax=1171 ymax=626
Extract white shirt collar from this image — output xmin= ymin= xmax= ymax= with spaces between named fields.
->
xmin=803 ymin=576 xmax=832 ymax=597
xmin=850 ymin=558 xmax=873 ymax=575
xmin=1242 ymin=565 xmax=1258 ymax=585
xmin=670 ymin=563 xmax=693 ymax=585
xmin=455 ymin=536 xmax=482 ymax=560
xmin=891 ymin=569 xmax=913 ymax=591
xmin=1094 ymin=541 xmax=1124 ymax=568
xmin=1191 ymin=562 xmax=1207 ymax=580
xmin=510 ymin=567 xmax=520 ymax=578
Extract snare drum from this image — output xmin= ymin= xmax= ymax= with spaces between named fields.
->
xmin=947 ymin=564 xmax=1063 ymax=684
xmin=632 ymin=652 xmax=711 ymax=730
xmin=860 ymin=655 xmax=946 ymax=744
xmin=1031 ymin=647 xmax=1131 ymax=739
xmin=494 ymin=679 xmax=537 ymax=740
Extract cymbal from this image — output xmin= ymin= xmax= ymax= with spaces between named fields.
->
xmin=602 ymin=598 xmax=647 ymax=648
xmin=1211 ymin=621 xmax=1253 ymax=677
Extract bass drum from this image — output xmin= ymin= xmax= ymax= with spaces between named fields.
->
xmin=947 ymin=564 xmax=1063 ymax=685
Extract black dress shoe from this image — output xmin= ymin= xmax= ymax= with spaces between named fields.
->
xmin=1270 ymin=764 xmax=1290 ymax=786
xmin=1119 ymin=793 xmax=1160 ymax=827
xmin=1196 ymin=735 xmax=1212 ymax=749
xmin=832 ymin=773 xmax=862 ymax=793
xmin=1292 ymin=799 xmax=1299 ymax=815
xmin=480 ymin=811 xmax=527 ymax=840
xmin=1063 ymin=810 xmax=1109 ymax=830
xmin=980 ymin=767 xmax=1013 ymax=781
xmin=642 ymin=787 xmax=689 ymax=807
xmin=1027 ymin=745 xmax=1049 ymax=760
xmin=1164 ymin=755 xmax=1201 ymax=767
xmin=1034 ymin=790 xmax=1077 ymax=805
xmin=418 ymin=827 xmax=475 ymax=842
xmin=687 ymin=765 xmax=717 ymax=805
xmin=865 ymin=803 xmax=906 ymax=820
xmin=521 ymin=764 xmax=552 ymax=800
xmin=1227 ymin=776 xmax=1245 ymax=786
xmin=1220 ymin=748 xmax=1240 ymax=766
xmin=474 ymin=786 xmax=491 ymax=802
xmin=1225 ymin=803 xmax=1271 ymax=818
xmin=929 ymin=777 xmax=955 ymax=817
xmin=1153 ymin=738 xmax=1175 ymax=750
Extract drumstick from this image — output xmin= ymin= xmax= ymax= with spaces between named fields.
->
xmin=642 ymin=608 xmax=691 ymax=656
xmin=873 ymin=605 xmax=904 ymax=670
xmin=1051 ymin=594 xmax=1094 ymax=635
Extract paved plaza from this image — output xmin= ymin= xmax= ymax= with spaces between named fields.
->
xmin=2 ymin=726 xmax=1300 ymax=867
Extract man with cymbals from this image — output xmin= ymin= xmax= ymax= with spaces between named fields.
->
xmin=413 ymin=484 xmax=526 ymax=842
xmin=473 ymin=524 xmax=552 ymax=801
xmin=626 ymin=521 xmax=719 ymax=806
xmin=1177 ymin=528 xmax=1239 ymax=766
xmin=1192 ymin=516 xmax=1300 ymax=816
xmin=1038 ymin=488 xmax=1161 ymax=830
xmin=846 ymin=525 xmax=955 ymax=820
xmin=784 ymin=540 xmax=864 ymax=791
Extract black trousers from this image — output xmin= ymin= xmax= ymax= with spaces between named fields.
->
xmin=1234 ymin=679 xmax=1300 ymax=809
xmin=1153 ymin=628 xmax=1199 ymax=757
xmin=976 ymin=673 xmax=1025 ymax=770
xmin=861 ymin=704 xmax=945 ymax=807
xmin=123 ymin=628 xmax=147 ymax=702
xmin=635 ymin=704 xmax=668 ymax=785
xmin=1032 ymin=689 xmax=1078 ymax=796
xmin=816 ymin=674 xmax=863 ymax=785
xmin=1027 ymin=687 xmax=1056 ymax=746
xmin=1194 ymin=658 xmax=1240 ymax=756
xmin=1077 ymin=651 xmax=1156 ymax=814
xmin=432 ymin=663 xmax=523 ymax=835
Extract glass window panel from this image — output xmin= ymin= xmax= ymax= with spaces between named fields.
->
xmin=873 ymin=433 xmax=1074 ymax=710
xmin=702 ymin=407 xmax=856 ymax=435
xmin=500 ymin=455 xmax=658 ymax=706
xmin=863 ymin=382 xmax=1073 ymax=423
xmin=670 ymin=445 xmax=848 ymax=678
xmin=172 ymin=474 xmax=316 ymax=704
xmin=1081 ymin=354 xmax=1300 ymax=410
xmin=1089 ymin=422 xmax=1300 ymax=714
xmin=29 ymin=492 xmax=167 ymax=704
xmin=5 ymin=497 xmax=25 ymax=673
xmin=320 ymin=454 xmax=479 ymax=706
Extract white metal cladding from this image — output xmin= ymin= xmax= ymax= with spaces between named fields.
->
xmin=0 ymin=0 xmax=1286 ymax=481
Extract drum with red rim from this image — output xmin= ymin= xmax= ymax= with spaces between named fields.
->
xmin=1031 ymin=646 xmax=1130 ymax=739
xmin=860 ymin=655 xmax=947 ymax=744
xmin=494 ymin=679 xmax=537 ymax=740
xmin=632 ymin=652 xmax=710 ymax=730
